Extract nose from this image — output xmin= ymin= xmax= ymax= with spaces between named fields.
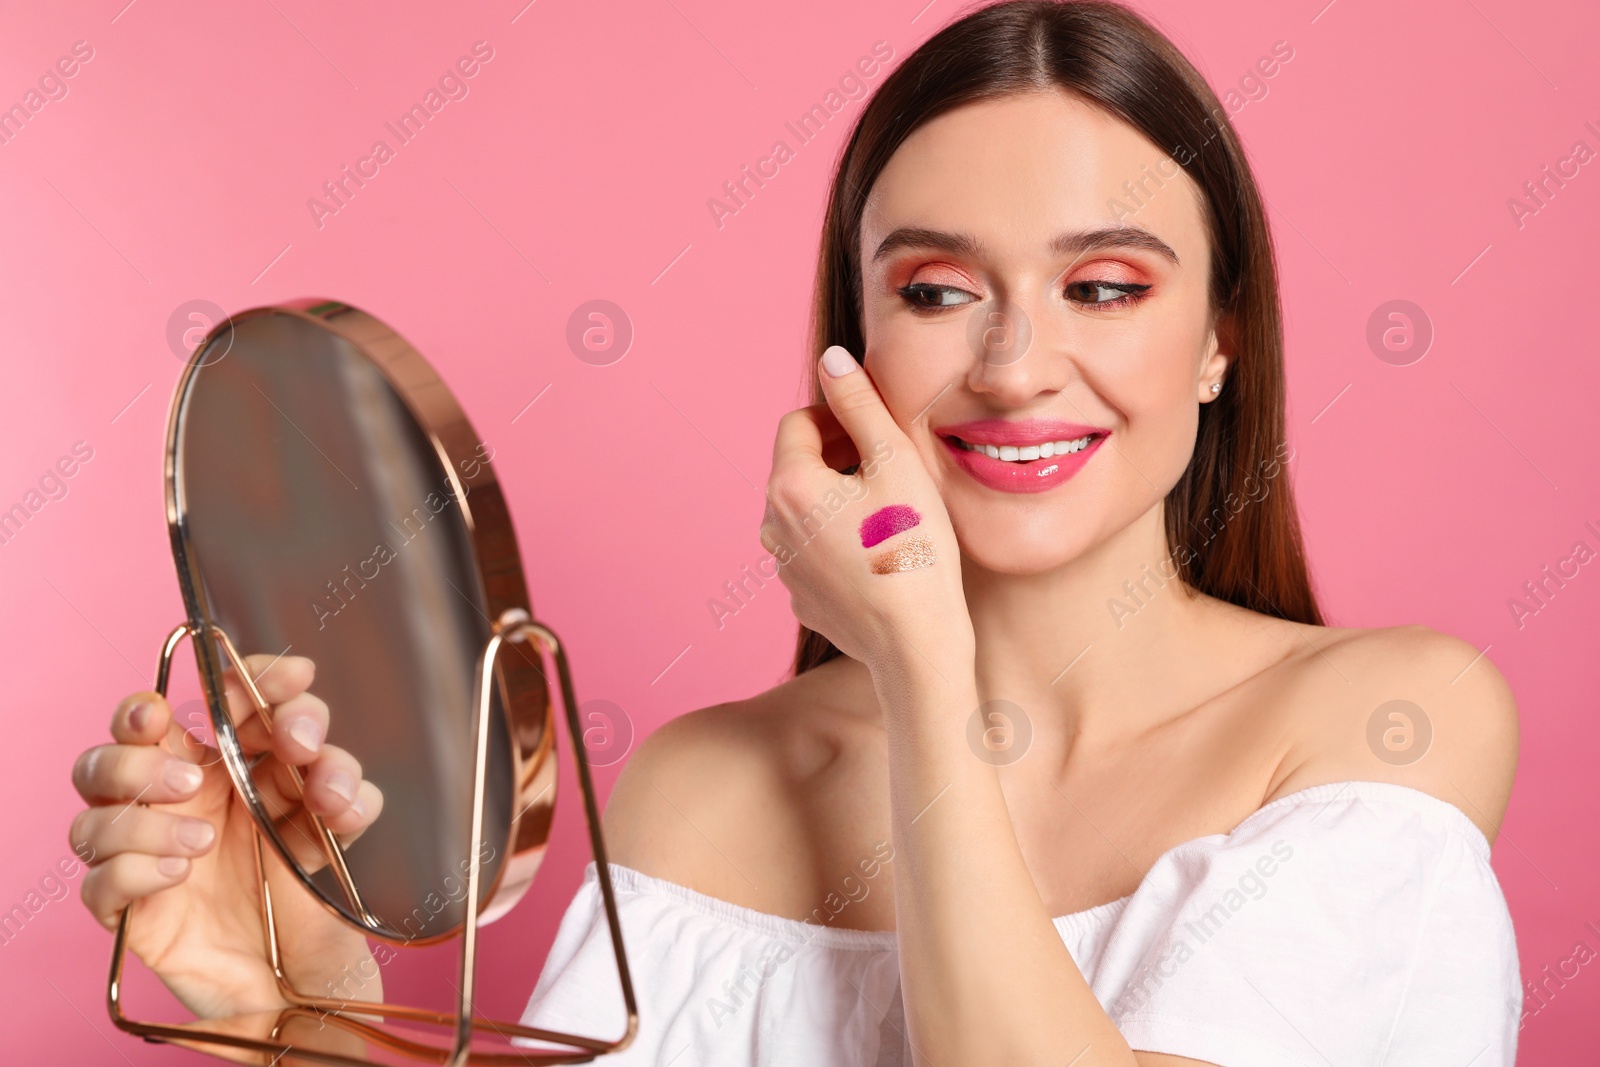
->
xmin=962 ymin=294 xmax=1075 ymax=407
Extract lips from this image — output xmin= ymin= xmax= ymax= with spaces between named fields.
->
xmin=933 ymin=417 xmax=1110 ymax=494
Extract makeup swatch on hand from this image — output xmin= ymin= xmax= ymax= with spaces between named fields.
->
xmin=868 ymin=534 xmax=937 ymax=573
xmin=859 ymin=504 xmax=921 ymax=548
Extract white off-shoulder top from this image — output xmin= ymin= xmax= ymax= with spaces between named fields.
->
xmin=515 ymin=781 xmax=1521 ymax=1066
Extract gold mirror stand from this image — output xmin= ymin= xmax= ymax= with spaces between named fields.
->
xmin=106 ymin=613 xmax=639 ymax=1066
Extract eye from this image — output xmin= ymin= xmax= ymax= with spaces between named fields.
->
xmin=896 ymin=282 xmax=978 ymax=314
xmin=1065 ymin=280 xmax=1152 ymax=310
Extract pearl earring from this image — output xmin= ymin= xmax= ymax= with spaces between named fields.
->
xmin=1209 ymin=382 xmax=1222 ymax=394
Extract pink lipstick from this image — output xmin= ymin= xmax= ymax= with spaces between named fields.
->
xmin=860 ymin=504 xmax=920 ymax=548
xmin=933 ymin=417 xmax=1110 ymax=494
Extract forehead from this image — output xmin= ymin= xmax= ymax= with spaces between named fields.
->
xmin=862 ymin=90 xmax=1208 ymax=263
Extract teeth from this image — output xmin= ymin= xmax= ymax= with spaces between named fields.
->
xmin=954 ymin=435 xmax=1095 ymax=461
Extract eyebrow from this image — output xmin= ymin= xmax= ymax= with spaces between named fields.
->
xmin=870 ymin=225 xmax=1180 ymax=266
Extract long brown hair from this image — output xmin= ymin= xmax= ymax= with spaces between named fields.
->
xmin=793 ymin=0 xmax=1323 ymax=677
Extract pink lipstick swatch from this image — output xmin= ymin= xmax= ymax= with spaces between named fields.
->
xmin=860 ymin=504 xmax=921 ymax=548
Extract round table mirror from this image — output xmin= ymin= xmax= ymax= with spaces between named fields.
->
xmin=167 ymin=300 xmax=557 ymax=943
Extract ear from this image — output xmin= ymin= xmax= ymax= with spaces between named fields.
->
xmin=1199 ymin=310 xmax=1237 ymax=403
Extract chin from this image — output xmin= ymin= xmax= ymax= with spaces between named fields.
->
xmin=948 ymin=507 xmax=1097 ymax=576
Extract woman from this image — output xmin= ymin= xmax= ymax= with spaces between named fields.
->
xmin=69 ymin=1 xmax=1522 ymax=1063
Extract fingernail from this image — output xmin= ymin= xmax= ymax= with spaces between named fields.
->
xmin=326 ymin=771 xmax=356 ymax=803
xmin=822 ymin=345 xmax=858 ymax=377
xmin=288 ymin=717 xmax=324 ymax=754
xmin=350 ymin=794 xmax=368 ymax=821
xmin=157 ymin=856 xmax=189 ymax=877
xmin=127 ymin=701 xmax=151 ymax=734
xmin=177 ymin=819 xmax=215 ymax=850
xmin=164 ymin=760 xmax=203 ymax=794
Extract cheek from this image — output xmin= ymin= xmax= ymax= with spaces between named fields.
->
xmin=1105 ymin=309 xmax=1200 ymax=387
xmin=1097 ymin=317 xmax=1205 ymax=437
xmin=864 ymin=322 xmax=971 ymax=426
xmin=1138 ymin=400 xmax=1203 ymax=488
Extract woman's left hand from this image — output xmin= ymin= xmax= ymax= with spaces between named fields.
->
xmin=760 ymin=344 xmax=973 ymax=675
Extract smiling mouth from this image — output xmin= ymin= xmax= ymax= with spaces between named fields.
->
xmin=941 ymin=432 xmax=1104 ymax=463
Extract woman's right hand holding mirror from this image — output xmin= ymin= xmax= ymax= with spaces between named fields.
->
xmin=68 ymin=653 xmax=385 ymax=1020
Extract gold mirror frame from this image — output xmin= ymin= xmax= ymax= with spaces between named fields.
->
xmin=104 ymin=300 xmax=638 ymax=1065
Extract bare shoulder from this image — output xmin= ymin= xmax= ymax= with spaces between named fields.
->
xmin=600 ymin=655 xmax=880 ymax=910
xmin=1263 ymin=622 xmax=1519 ymax=843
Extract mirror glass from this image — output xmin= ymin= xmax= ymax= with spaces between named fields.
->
xmin=168 ymin=304 xmax=551 ymax=943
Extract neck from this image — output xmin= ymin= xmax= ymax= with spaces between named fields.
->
xmin=960 ymin=503 xmax=1237 ymax=747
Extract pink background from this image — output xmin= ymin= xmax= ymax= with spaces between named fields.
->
xmin=2 ymin=0 xmax=1596 ymax=1061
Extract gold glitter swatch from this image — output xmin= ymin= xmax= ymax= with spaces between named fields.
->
xmin=869 ymin=534 xmax=937 ymax=574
